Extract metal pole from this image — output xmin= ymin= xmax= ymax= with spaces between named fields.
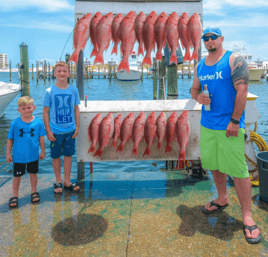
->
xmin=19 ymin=42 xmax=30 ymax=96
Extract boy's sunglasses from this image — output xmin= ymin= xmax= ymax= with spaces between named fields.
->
xmin=203 ymin=34 xmax=220 ymax=42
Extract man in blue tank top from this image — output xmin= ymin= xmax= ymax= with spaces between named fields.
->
xmin=191 ymin=27 xmax=261 ymax=244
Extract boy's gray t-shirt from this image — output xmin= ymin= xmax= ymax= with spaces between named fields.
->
xmin=43 ymin=84 xmax=80 ymax=134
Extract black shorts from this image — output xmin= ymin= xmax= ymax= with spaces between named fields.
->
xmin=13 ymin=160 xmax=39 ymax=177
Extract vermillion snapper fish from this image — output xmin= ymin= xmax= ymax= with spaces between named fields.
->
xmin=111 ymin=13 xmax=123 ymax=55
xmin=94 ymin=12 xmax=114 ymax=65
xmin=94 ymin=113 xmax=114 ymax=158
xmin=165 ymin=12 xmax=179 ymax=65
xmin=178 ymin=12 xmax=193 ymax=62
xmin=111 ymin=114 xmax=123 ymax=148
xmin=156 ymin=112 xmax=166 ymax=150
xmin=117 ymin=11 xmax=137 ymax=73
xmin=132 ymin=112 xmax=146 ymax=156
xmin=154 ymin=12 xmax=168 ymax=61
xmin=188 ymin=13 xmax=202 ymax=61
xmin=116 ymin=112 xmax=135 ymax=152
xmin=142 ymin=11 xmax=158 ymax=66
xmin=165 ymin=112 xmax=177 ymax=153
xmin=88 ymin=113 xmax=102 ymax=153
xmin=134 ymin=11 xmax=146 ymax=56
xmin=90 ymin=12 xmax=102 ymax=58
xmin=175 ymin=111 xmax=190 ymax=169
xmin=69 ymin=13 xmax=91 ymax=64
xmin=143 ymin=112 xmax=157 ymax=157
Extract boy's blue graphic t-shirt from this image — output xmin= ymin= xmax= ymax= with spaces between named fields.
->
xmin=43 ymin=85 xmax=80 ymax=133
xmin=8 ymin=117 xmax=46 ymax=163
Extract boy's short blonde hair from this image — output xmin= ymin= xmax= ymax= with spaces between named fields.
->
xmin=17 ymin=96 xmax=34 ymax=107
xmin=55 ymin=61 xmax=70 ymax=72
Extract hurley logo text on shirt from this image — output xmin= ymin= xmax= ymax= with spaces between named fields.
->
xmin=55 ymin=94 xmax=73 ymax=124
xmin=199 ymin=71 xmax=224 ymax=81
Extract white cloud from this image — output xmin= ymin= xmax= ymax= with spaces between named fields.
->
xmin=0 ymin=0 xmax=73 ymax=12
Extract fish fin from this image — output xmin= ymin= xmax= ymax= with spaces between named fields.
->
xmin=191 ymin=50 xmax=198 ymax=62
xmin=118 ymin=60 xmax=129 ymax=73
xmin=111 ymin=43 xmax=118 ymax=55
xmin=132 ymin=147 xmax=138 ymax=156
xmin=169 ymin=54 xmax=177 ymax=65
xmin=69 ymin=49 xmax=80 ymax=64
xmin=93 ymin=148 xmax=103 ymax=158
xmin=90 ymin=44 xmax=99 ymax=58
xmin=165 ymin=144 xmax=172 ymax=153
xmin=94 ymin=55 xmax=104 ymax=65
xmin=157 ymin=141 xmax=162 ymax=150
xmin=142 ymin=147 xmax=150 ymax=157
xmin=88 ymin=144 xmax=96 ymax=153
xmin=156 ymin=51 xmax=162 ymax=61
xmin=179 ymin=151 xmax=185 ymax=161
xmin=138 ymin=43 xmax=144 ymax=56
xmin=183 ymin=49 xmax=191 ymax=62
xmin=141 ymin=56 xmax=152 ymax=66
xmin=116 ymin=143 xmax=124 ymax=152
xmin=111 ymin=140 xmax=117 ymax=148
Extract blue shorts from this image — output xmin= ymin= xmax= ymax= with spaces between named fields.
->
xmin=50 ymin=130 xmax=75 ymax=159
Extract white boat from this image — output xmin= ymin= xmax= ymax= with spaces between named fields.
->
xmin=0 ymin=82 xmax=21 ymax=118
xmin=233 ymin=45 xmax=265 ymax=81
xmin=116 ymin=52 xmax=142 ymax=81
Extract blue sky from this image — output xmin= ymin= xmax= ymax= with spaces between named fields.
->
xmin=1 ymin=0 xmax=268 ymax=67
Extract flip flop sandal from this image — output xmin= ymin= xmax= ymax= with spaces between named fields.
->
xmin=9 ymin=197 xmax=18 ymax=209
xmin=64 ymin=182 xmax=80 ymax=192
xmin=31 ymin=192 xmax=40 ymax=204
xmin=54 ymin=183 xmax=63 ymax=194
xmin=202 ymin=201 xmax=229 ymax=215
xmin=243 ymin=225 xmax=262 ymax=244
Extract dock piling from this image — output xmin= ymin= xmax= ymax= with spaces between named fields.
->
xmin=153 ymin=58 xmax=157 ymax=99
xmin=158 ymin=56 xmax=166 ymax=100
xmin=19 ymin=42 xmax=30 ymax=96
xmin=9 ymin=61 xmax=12 ymax=82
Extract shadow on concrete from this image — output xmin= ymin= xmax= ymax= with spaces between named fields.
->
xmin=176 ymin=205 xmax=243 ymax=241
xmin=252 ymin=194 xmax=268 ymax=212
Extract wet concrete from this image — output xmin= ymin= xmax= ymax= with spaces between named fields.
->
xmin=0 ymin=170 xmax=267 ymax=256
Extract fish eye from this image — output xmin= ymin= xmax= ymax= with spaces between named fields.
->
xmin=150 ymin=115 xmax=152 ymax=118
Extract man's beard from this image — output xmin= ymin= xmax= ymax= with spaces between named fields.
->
xmin=207 ymin=47 xmax=216 ymax=52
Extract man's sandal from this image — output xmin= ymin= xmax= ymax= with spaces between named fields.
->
xmin=54 ymin=183 xmax=63 ymax=194
xmin=64 ymin=182 xmax=80 ymax=192
xmin=202 ymin=201 xmax=229 ymax=215
xmin=31 ymin=192 xmax=40 ymax=204
xmin=243 ymin=225 xmax=262 ymax=244
xmin=9 ymin=197 xmax=18 ymax=208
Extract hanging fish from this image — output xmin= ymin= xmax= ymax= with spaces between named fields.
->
xmin=88 ymin=113 xmax=102 ymax=153
xmin=111 ymin=114 xmax=123 ymax=148
xmin=134 ymin=11 xmax=146 ymax=56
xmin=111 ymin=13 xmax=123 ymax=55
xmin=143 ymin=112 xmax=157 ymax=157
xmin=156 ymin=112 xmax=166 ymax=150
xmin=90 ymin=12 xmax=102 ymax=58
xmin=165 ymin=112 xmax=177 ymax=153
xmin=132 ymin=112 xmax=146 ymax=156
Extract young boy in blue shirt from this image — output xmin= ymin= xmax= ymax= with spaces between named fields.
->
xmin=6 ymin=96 xmax=46 ymax=208
xmin=43 ymin=61 xmax=80 ymax=194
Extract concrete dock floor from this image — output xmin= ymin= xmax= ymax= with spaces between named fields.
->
xmin=0 ymin=170 xmax=267 ymax=257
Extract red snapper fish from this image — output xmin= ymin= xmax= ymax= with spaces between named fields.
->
xmin=134 ymin=11 xmax=146 ymax=56
xmin=90 ymin=12 xmax=102 ymax=58
xmin=69 ymin=13 xmax=91 ymax=64
xmin=111 ymin=13 xmax=123 ymax=55
xmin=154 ymin=12 xmax=168 ymax=61
xmin=117 ymin=11 xmax=137 ymax=73
xmin=88 ymin=113 xmax=102 ymax=153
xmin=156 ymin=112 xmax=166 ymax=150
xmin=94 ymin=112 xmax=114 ymax=158
xmin=143 ymin=112 xmax=157 ymax=157
xmin=178 ymin=12 xmax=193 ymax=62
xmin=165 ymin=12 xmax=180 ymax=65
xmin=132 ymin=112 xmax=146 ymax=156
xmin=165 ymin=112 xmax=178 ymax=153
xmin=94 ymin=12 xmax=114 ymax=65
xmin=111 ymin=114 xmax=123 ymax=148
xmin=116 ymin=112 xmax=135 ymax=152
xmin=175 ymin=110 xmax=190 ymax=169
xmin=188 ymin=13 xmax=202 ymax=61
xmin=142 ymin=11 xmax=158 ymax=66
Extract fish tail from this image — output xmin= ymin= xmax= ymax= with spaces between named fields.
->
xmin=138 ymin=43 xmax=144 ymax=56
xmin=68 ymin=49 xmax=79 ymax=64
xmin=141 ymin=56 xmax=152 ymax=66
xmin=111 ymin=43 xmax=118 ymax=55
xmin=111 ymin=140 xmax=117 ymax=148
xmin=90 ymin=45 xmax=98 ymax=58
xmin=132 ymin=146 xmax=138 ymax=156
xmin=93 ymin=148 xmax=103 ymax=158
xmin=169 ymin=54 xmax=177 ymax=65
xmin=117 ymin=60 xmax=129 ymax=73
xmin=191 ymin=49 xmax=198 ymax=62
xmin=94 ymin=54 xmax=104 ymax=65
xmin=116 ymin=143 xmax=124 ymax=152
xmin=183 ymin=49 xmax=191 ymax=62
xmin=157 ymin=141 xmax=162 ymax=150
xmin=179 ymin=151 xmax=185 ymax=161
xmin=156 ymin=51 xmax=162 ymax=61
xmin=87 ymin=144 xmax=96 ymax=153
xmin=165 ymin=144 xmax=172 ymax=153
xmin=142 ymin=146 xmax=151 ymax=157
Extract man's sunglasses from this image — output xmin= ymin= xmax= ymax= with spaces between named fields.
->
xmin=203 ymin=34 xmax=220 ymax=42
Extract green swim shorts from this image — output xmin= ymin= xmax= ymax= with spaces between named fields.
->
xmin=200 ymin=125 xmax=249 ymax=179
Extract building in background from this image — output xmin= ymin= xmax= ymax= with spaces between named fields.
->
xmin=0 ymin=54 xmax=8 ymax=70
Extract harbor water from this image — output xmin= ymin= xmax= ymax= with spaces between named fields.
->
xmin=0 ymin=71 xmax=268 ymax=176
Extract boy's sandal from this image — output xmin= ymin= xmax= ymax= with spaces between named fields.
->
xmin=31 ymin=192 xmax=40 ymax=203
xmin=54 ymin=183 xmax=63 ymax=194
xmin=9 ymin=197 xmax=19 ymax=208
xmin=243 ymin=225 xmax=262 ymax=244
xmin=64 ymin=182 xmax=80 ymax=192
xmin=202 ymin=201 xmax=229 ymax=215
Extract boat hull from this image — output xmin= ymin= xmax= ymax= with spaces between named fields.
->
xmin=249 ymin=68 xmax=266 ymax=81
xmin=117 ymin=69 xmax=141 ymax=81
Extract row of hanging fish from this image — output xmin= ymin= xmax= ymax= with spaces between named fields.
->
xmin=69 ymin=11 xmax=202 ymax=72
xmin=87 ymin=111 xmax=190 ymax=167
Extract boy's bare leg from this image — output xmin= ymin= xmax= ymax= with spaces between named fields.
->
xmin=53 ymin=157 xmax=62 ymax=193
xmin=64 ymin=156 xmax=79 ymax=191
xmin=11 ymin=177 xmax=21 ymax=206
xmin=204 ymin=170 xmax=229 ymax=211
xmin=234 ymin=177 xmax=260 ymax=239
xmin=29 ymin=174 xmax=39 ymax=202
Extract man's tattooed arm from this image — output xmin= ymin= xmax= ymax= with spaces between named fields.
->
xmin=231 ymin=54 xmax=249 ymax=87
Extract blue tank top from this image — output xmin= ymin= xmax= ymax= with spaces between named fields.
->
xmin=197 ymin=50 xmax=245 ymax=130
